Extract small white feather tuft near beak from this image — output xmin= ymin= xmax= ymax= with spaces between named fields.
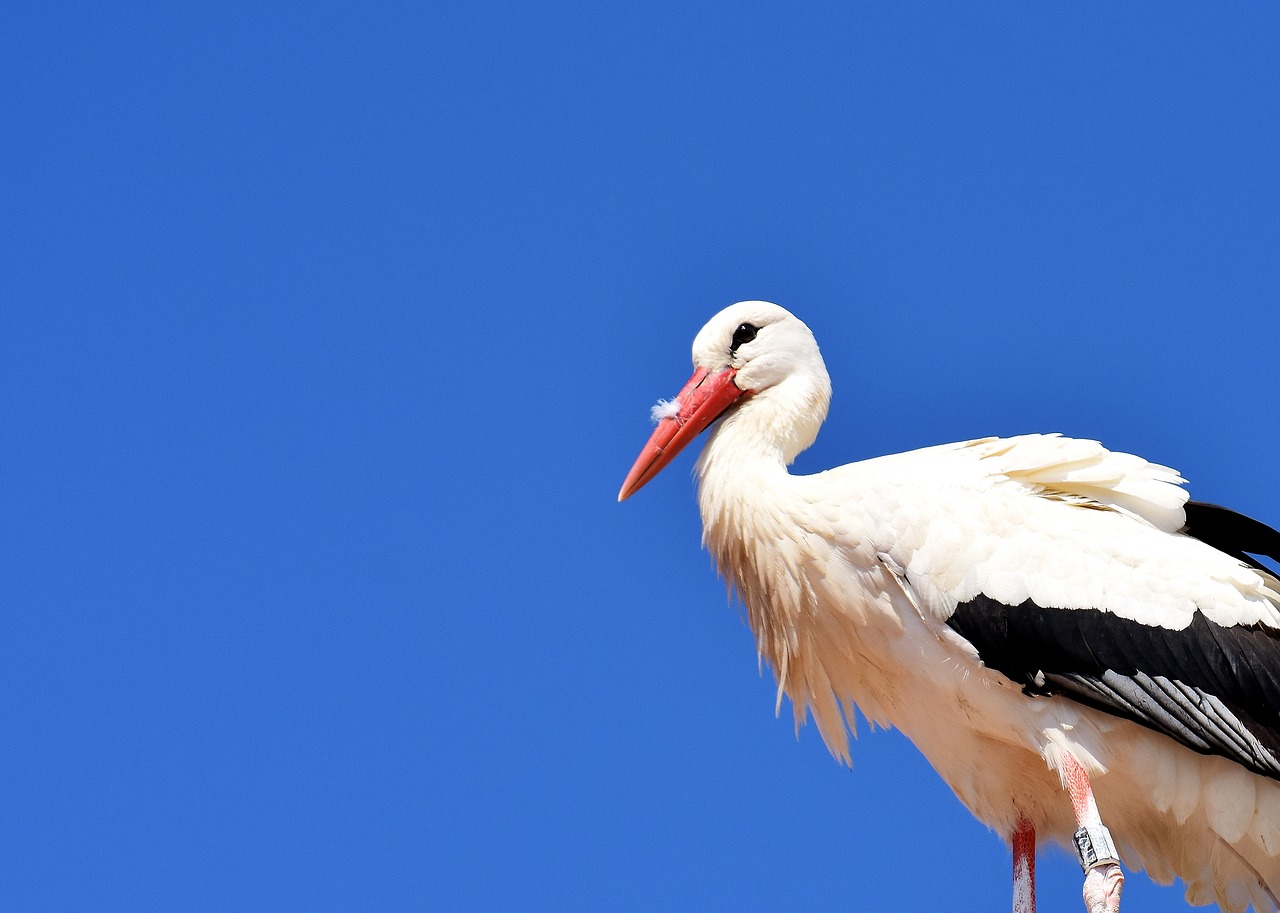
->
xmin=650 ymin=398 xmax=682 ymax=423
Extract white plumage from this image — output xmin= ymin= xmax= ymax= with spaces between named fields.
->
xmin=619 ymin=301 xmax=1280 ymax=913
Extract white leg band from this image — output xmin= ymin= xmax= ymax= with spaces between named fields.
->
xmin=1073 ymin=824 xmax=1119 ymax=871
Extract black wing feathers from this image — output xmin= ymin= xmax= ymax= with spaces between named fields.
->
xmin=947 ymin=596 xmax=1280 ymax=779
xmin=1183 ymin=500 xmax=1280 ymax=575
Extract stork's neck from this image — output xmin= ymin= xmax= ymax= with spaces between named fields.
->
xmin=692 ymin=368 xmax=831 ymax=583
xmin=694 ymin=367 xmax=832 ymax=497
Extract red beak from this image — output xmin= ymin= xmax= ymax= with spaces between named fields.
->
xmin=617 ymin=366 xmax=748 ymax=501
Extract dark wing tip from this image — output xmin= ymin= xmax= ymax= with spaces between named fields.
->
xmin=1182 ymin=500 xmax=1280 ymax=574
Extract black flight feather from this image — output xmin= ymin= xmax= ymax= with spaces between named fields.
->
xmin=1182 ymin=500 xmax=1280 ymax=576
xmin=947 ymin=596 xmax=1280 ymax=780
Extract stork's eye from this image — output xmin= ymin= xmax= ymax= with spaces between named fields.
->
xmin=730 ymin=323 xmax=759 ymax=353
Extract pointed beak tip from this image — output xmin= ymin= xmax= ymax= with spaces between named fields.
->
xmin=617 ymin=471 xmax=644 ymax=502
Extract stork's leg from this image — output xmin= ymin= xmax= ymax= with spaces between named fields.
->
xmin=1060 ymin=753 xmax=1124 ymax=913
xmin=1012 ymin=815 xmax=1036 ymax=913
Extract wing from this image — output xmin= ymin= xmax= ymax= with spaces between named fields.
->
xmin=848 ymin=436 xmax=1280 ymax=779
xmin=947 ymin=592 xmax=1280 ymax=780
xmin=850 ymin=436 xmax=1280 ymax=631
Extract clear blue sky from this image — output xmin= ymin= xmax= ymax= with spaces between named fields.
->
xmin=6 ymin=3 xmax=1280 ymax=911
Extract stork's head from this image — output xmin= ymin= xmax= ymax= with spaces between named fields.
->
xmin=618 ymin=301 xmax=831 ymax=500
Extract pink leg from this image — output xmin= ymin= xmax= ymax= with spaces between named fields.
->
xmin=1059 ymin=753 xmax=1124 ymax=913
xmin=1012 ymin=816 xmax=1036 ymax=913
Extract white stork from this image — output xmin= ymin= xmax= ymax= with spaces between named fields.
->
xmin=618 ymin=301 xmax=1280 ymax=913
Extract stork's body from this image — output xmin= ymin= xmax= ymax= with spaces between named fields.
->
xmin=620 ymin=302 xmax=1280 ymax=913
